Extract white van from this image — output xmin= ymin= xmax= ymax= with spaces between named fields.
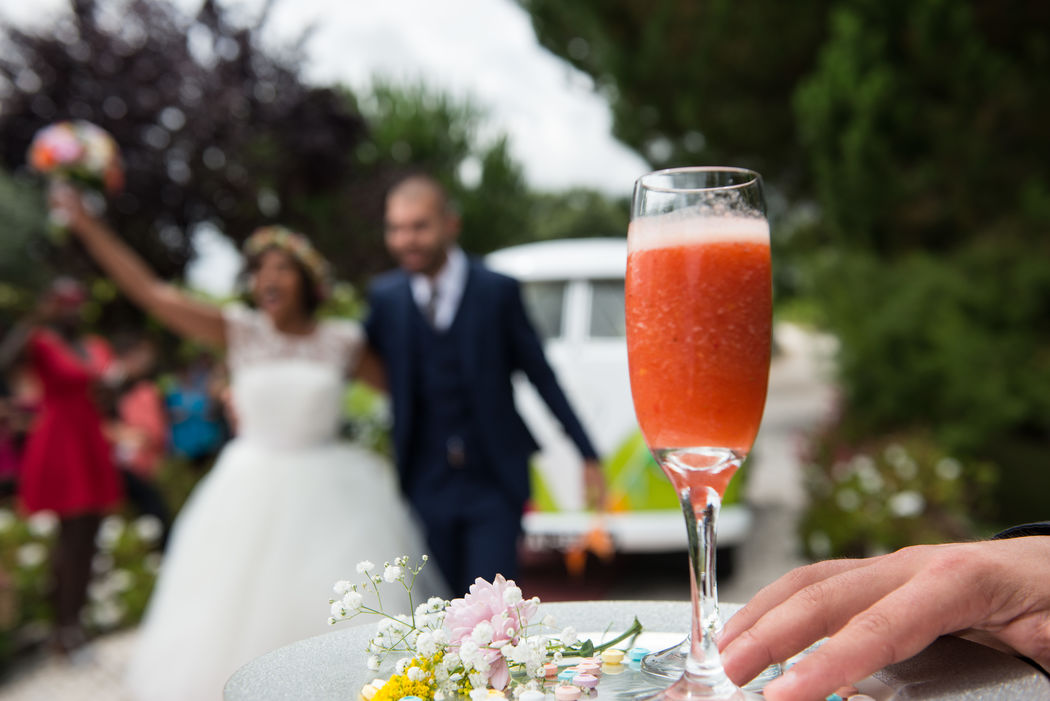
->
xmin=487 ymin=238 xmax=751 ymax=553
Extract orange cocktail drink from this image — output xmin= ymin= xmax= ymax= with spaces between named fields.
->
xmin=626 ymin=213 xmax=771 ymax=496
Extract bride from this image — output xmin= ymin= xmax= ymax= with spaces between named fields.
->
xmin=51 ymin=187 xmax=444 ymax=700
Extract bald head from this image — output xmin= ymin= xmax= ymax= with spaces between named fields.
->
xmin=384 ymin=174 xmax=461 ymax=277
xmin=386 ymin=174 xmax=453 ymax=214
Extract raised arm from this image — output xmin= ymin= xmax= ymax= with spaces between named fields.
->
xmin=50 ymin=185 xmax=226 ymax=348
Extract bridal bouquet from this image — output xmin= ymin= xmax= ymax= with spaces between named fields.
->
xmin=28 ymin=120 xmax=124 ymax=196
xmin=329 ymin=556 xmax=641 ymax=701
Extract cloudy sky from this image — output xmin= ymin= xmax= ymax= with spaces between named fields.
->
xmin=2 ymin=0 xmax=648 ymax=292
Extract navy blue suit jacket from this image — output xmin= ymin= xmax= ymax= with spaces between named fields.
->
xmin=364 ymin=258 xmax=598 ymax=508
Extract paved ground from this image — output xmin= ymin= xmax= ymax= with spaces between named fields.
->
xmin=0 ymin=323 xmax=837 ymax=701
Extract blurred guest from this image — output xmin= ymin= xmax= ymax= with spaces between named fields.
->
xmin=0 ymin=278 xmax=123 ymax=656
xmin=108 ymin=334 xmax=172 ymax=550
xmin=165 ymin=350 xmax=227 ymax=470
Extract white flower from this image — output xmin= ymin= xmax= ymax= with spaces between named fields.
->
xmin=27 ymin=511 xmax=58 ymax=538
xmin=472 ymin=621 xmax=494 ymax=645
xmin=835 ymin=488 xmax=861 ymax=512
xmin=936 ymin=457 xmax=962 ymax=481
xmin=96 ymin=515 xmax=125 ymax=550
xmin=541 ymin=614 xmax=556 ymax=627
xmin=888 ymin=491 xmax=925 ymax=518
xmin=331 ymin=601 xmax=346 ymax=618
xmin=92 ymin=552 xmax=115 ymax=575
xmin=367 ymin=656 xmax=380 ymax=671
xmin=407 ymin=666 xmax=424 ymax=682
xmin=503 ymin=585 xmax=523 ymax=605
xmin=383 ymin=565 xmax=403 ymax=582
xmin=327 ymin=617 xmax=337 ymax=626
xmin=17 ymin=543 xmax=47 ymax=568
xmin=334 ymin=580 xmax=353 ymax=595
xmin=342 ymin=591 xmax=364 ymax=611
xmin=395 ymin=658 xmax=410 ymax=675
xmin=560 ymin=626 xmax=578 ymax=646
xmin=108 ymin=569 xmax=134 ymax=592
xmin=356 ymin=560 xmax=375 ymax=574
xmin=133 ymin=515 xmax=164 ymax=544
xmin=468 ymin=672 xmax=487 ymax=690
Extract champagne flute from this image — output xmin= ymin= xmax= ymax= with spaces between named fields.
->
xmin=626 ymin=167 xmax=772 ymax=699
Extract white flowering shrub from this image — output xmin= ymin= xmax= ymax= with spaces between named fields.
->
xmin=0 ymin=507 xmax=164 ymax=665
xmin=800 ymin=428 xmax=997 ymax=558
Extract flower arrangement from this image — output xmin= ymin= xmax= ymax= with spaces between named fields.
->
xmin=243 ymin=225 xmax=333 ymax=300
xmin=27 ymin=121 xmax=124 ymax=195
xmin=329 ymin=556 xmax=641 ymax=700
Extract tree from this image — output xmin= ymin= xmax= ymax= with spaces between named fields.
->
xmin=794 ymin=0 xmax=1050 ymax=255
xmin=349 ymin=79 xmax=532 ymax=256
xmin=519 ymin=0 xmax=836 ymax=193
xmin=0 ymin=0 xmax=367 ymax=284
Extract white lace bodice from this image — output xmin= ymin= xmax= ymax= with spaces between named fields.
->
xmin=223 ymin=306 xmax=363 ymax=449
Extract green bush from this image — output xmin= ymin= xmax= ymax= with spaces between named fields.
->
xmin=800 ymin=427 xmax=997 ymax=559
xmin=801 ymin=240 xmax=1050 ymax=526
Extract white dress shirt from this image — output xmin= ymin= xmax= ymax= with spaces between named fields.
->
xmin=410 ymin=246 xmax=468 ymax=332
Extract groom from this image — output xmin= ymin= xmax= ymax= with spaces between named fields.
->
xmin=364 ymin=173 xmax=604 ymax=594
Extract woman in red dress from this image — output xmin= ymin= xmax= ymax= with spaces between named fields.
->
xmin=0 ymin=278 xmax=123 ymax=654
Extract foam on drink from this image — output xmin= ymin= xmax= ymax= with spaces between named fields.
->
xmin=627 ymin=211 xmax=769 ymax=253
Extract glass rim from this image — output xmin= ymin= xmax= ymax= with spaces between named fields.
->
xmin=635 ymin=166 xmax=761 ymax=194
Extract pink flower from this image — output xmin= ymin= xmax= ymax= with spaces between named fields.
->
xmin=444 ymin=575 xmax=538 ymax=690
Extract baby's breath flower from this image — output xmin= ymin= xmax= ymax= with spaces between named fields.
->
xmin=367 ymin=656 xmax=380 ymax=671
xmin=471 ymin=621 xmax=494 ymax=645
xmin=342 ymin=590 xmax=364 ymax=611
xmin=560 ymin=627 xmax=578 ymax=646
xmin=502 ymin=585 xmax=523 ymax=605
xmin=384 ymin=565 xmax=403 ymax=583
xmin=357 ymin=560 xmax=375 ymax=574
xmin=334 ymin=580 xmax=353 ymax=595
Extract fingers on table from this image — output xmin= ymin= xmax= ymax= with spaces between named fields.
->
xmin=720 ymin=558 xmax=866 ymax=648
xmin=720 ymin=553 xmax=937 ymax=688
xmin=759 ymin=570 xmax=975 ymax=701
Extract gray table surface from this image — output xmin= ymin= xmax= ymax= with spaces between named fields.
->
xmin=225 ymin=600 xmax=1050 ymax=700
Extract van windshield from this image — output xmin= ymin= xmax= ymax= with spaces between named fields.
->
xmin=522 ymin=281 xmax=566 ymax=340
xmin=590 ymin=279 xmax=625 ymax=338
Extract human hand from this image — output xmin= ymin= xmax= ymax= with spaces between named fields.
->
xmin=719 ymin=537 xmax=1050 ymax=701
xmin=582 ymin=459 xmax=606 ymax=510
xmin=47 ymin=182 xmax=94 ymax=234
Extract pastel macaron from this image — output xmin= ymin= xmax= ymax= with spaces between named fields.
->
xmin=574 ymin=673 xmax=599 ymax=690
xmin=555 ymin=685 xmax=582 ymax=701
xmin=600 ymin=648 xmax=625 ymax=665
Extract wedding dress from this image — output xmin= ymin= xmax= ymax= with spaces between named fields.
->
xmin=126 ymin=307 xmax=441 ymax=701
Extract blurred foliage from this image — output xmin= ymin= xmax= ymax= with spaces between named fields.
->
xmin=349 ymin=79 xmax=533 ymax=256
xmin=800 ymin=428 xmax=997 ymax=558
xmin=794 ymin=0 xmax=1050 ymax=255
xmin=520 ymin=0 xmax=835 ymax=193
xmin=529 ymin=189 xmax=629 ymax=242
xmin=0 ymin=0 xmax=370 ymax=285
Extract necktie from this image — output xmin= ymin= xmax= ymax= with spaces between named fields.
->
xmin=424 ymin=282 xmax=439 ymax=328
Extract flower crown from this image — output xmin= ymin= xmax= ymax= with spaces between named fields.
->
xmin=243 ymin=225 xmax=332 ymax=300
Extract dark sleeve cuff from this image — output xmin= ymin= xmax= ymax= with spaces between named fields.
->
xmin=992 ymin=521 xmax=1050 ymax=540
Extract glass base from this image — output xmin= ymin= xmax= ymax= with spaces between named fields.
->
xmin=641 ymin=636 xmax=782 ymax=693
xmin=633 ymin=671 xmax=764 ymax=701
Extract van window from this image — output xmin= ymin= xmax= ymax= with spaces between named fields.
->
xmin=522 ymin=281 xmax=566 ymax=340
xmin=589 ymin=279 xmax=626 ymax=338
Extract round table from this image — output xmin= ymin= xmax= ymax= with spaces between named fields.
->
xmin=225 ymin=600 xmax=1050 ymax=700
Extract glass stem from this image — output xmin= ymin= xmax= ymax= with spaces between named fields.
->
xmin=678 ymin=471 xmax=741 ymax=699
